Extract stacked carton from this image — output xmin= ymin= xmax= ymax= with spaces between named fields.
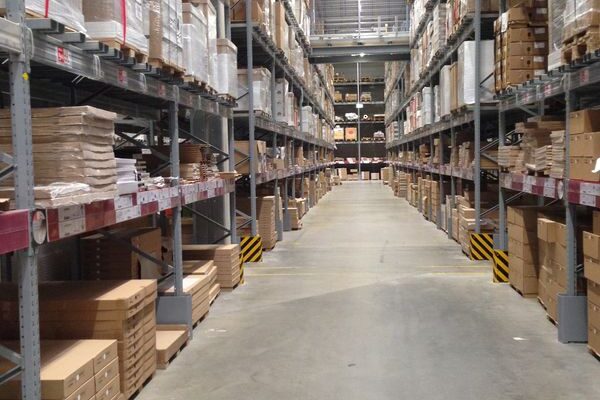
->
xmin=537 ymin=216 xmax=567 ymax=322
xmin=155 ymin=327 xmax=188 ymax=369
xmin=0 ymin=280 xmax=157 ymax=399
xmin=508 ymin=206 xmax=540 ymax=295
xmin=568 ymin=109 xmax=600 ymax=182
xmin=183 ymin=260 xmax=220 ymax=304
xmin=181 ymin=244 xmax=241 ymax=289
xmin=494 ymin=2 xmax=549 ymax=92
xmin=550 ymin=130 xmax=565 ymax=178
xmin=584 ymin=211 xmax=600 ymax=354
xmin=289 ymin=208 xmax=302 ymax=230
xmin=237 ymin=196 xmax=278 ymax=250
xmin=0 ymin=340 xmax=120 ymax=400
xmin=80 ymin=228 xmax=163 ymax=280
xmin=0 ymin=106 xmax=118 ymax=203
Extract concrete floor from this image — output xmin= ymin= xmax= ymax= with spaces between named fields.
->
xmin=139 ymin=181 xmax=600 ymax=400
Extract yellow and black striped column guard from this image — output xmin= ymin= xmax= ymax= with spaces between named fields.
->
xmin=240 ymin=235 xmax=263 ymax=263
xmin=470 ymin=233 xmax=494 ymax=261
xmin=239 ymin=253 xmax=245 ymax=284
xmin=493 ymin=250 xmax=509 ymax=283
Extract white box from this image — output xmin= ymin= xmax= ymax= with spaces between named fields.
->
xmin=457 ymin=40 xmax=494 ymax=107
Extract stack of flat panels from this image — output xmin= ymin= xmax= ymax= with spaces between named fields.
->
xmin=181 ymin=245 xmax=241 ymax=289
xmin=533 ymin=145 xmax=553 ymax=174
xmin=289 ymin=208 xmax=302 ymax=230
xmin=550 ymin=130 xmax=565 ymax=179
xmin=0 ymin=340 xmax=121 ymax=400
xmin=183 ymin=260 xmax=220 ymax=304
xmin=80 ymin=228 xmax=163 ymax=280
xmin=158 ymin=275 xmax=210 ymax=325
xmin=498 ymin=146 xmax=521 ymax=170
xmin=237 ymin=196 xmax=277 ymax=250
xmin=0 ymin=281 xmax=157 ymax=400
xmin=155 ymin=327 xmax=189 ymax=369
xmin=0 ymin=106 xmax=117 ymax=203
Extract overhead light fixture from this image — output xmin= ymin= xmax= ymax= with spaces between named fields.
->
xmin=356 ymin=103 xmax=364 ymax=109
xmin=359 ymin=52 xmax=366 ymax=58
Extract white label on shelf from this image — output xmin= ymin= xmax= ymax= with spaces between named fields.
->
xmin=58 ymin=219 xmax=85 ymax=238
xmin=116 ymin=206 xmax=140 ymax=222
xmin=523 ymin=181 xmax=532 ymax=193
xmin=544 ymin=83 xmax=552 ymax=96
xmin=141 ymin=148 xmax=152 ymax=154
xmin=57 ymin=205 xmax=84 ymax=222
xmin=580 ymin=182 xmax=600 ymax=196
xmin=56 ymin=47 xmax=72 ymax=67
xmin=114 ymin=195 xmax=134 ymax=210
xmin=158 ymin=197 xmax=171 ymax=211
xmin=184 ymin=194 xmax=194 ymax=204
xmin=543 ymin=185 xmax=555 ymax=198
xmin=580 ymin=69 xmax=590 ymax=85
xmin=534 ymin=27 xmax=546 ymax=34
xmin=207 ymin=189 xmax=215 ymax=198
xmin=581 ymin=193 xmax=596 ymax=207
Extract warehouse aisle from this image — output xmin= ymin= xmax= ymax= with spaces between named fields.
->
xmin=139 ymin=182 xmax=600 ymax=400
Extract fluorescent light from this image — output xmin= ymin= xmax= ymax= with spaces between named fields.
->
xmin=356 ymin=103 xmax=364 ymax=109
xmin=359 ymin=52 xmax=366 ymax=57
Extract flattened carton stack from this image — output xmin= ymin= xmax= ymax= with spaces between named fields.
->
xmin=183 ymin=260 xmax=220 ymax=303
xmin=0 ymin=280 xmax=158 ymax=400
xmin=80 ymin=228 xmax=163 ymax=280
xmin=508 ymin=206 xmax=540 ymax=296
xmin=237 ymin=196 xmax=278 ymax=250
xmin=182 ymin=244 xmax=241 ymax=289
xmin=0 ymin=340 xmax=121 ymax=400
xmin=537 ymin=216 xmax=567 ymax=322
xmin=584 ymin=212 xmax=600 ymax=354
xmin=0 ymin=106 xmax=118 ymax=204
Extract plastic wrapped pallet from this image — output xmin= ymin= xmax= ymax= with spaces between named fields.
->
xmin=301 ymin=106 xmax=313 ymax=134
xmin=216 ymin=39 xmax=238 ymax=97
xmin=182 ymin=3 xmax=208 ymax=84
xmin=548 ymin=0 xmax=566 ymax=70
xmin=235 ymin=68 xmax=272 ymax=114
xmin=434 ymin=85 xmax=441 ymax=122
xmin=457 ymin=40 xmax=495 ymax=107
xmin=191 ymin=0 xmax=217 ymax=90
xmin=422 ymin=87 xmax=433 ymax=126
xmin=274 ymin=78 xmax=289 ymax=123
xmin=3 ymin=0 xmax=87 ymax=34
xmin=82 ymin=0 xmax=147 ymax=54
xmin=147 ymin=0 xmax=184 ymax=70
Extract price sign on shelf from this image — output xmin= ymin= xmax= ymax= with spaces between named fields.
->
xmin=543 ymin=185 xmax=555 ymax=198
xmin=56 ymin=47 xmax=72 ymax=67
xmin=544 ymin=83 xmax=552 ymax=97
xmin=580 ymin=193 xmax=596 ymax=207
xmin=580 ymin=68 xmax=590 ymax=85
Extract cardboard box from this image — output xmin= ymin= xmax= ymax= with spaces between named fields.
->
xmin=508 ymin=206 xmax=539 ymax=227
xmin=570 ymin=157 xmax=600 ymax=182
xmin=503 ymin=55 xmax=546 ymax=69
xmin=234 ymin=140 xmax=267 ymax=174
xmin=569 ymin=109 xmax=600 ymax=135
xmin=589 ymin=281 xmax=600 ymax=308
xmin=579 ymin=132 xmax=600 ymax=157
xmin=510 ymin=267 xmax=539 ymax=294
xmin=537 ymin=218 xmax=557 ymax=242
xmin=508 ymin=223 xmax=537 ymax=244
xmin=509 ymin=238 xmax=538 ymax=263
xmin=594 ymin=211 xmax=600 ymax=234
xmin=345 ymin=127 xmax=357 ymax=141
xmin=510 ymin=253 xmax=539 ymax=277
xmin=503 ymin=26 xmax=548 ymax=42
xmin=584 ymin=231 xmax=600 ymax=260
xmin=503 ymin=41 xmax=547 ymax=56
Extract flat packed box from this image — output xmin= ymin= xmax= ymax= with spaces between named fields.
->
xmin=569 ymin=109 xmax=600 ymax=135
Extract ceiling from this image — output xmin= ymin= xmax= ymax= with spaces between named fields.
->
xmin=313 ymin=0 xmax=409 ymax=36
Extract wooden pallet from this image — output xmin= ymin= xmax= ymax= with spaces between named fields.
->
xmin=546 ymin=314 xmax=558 ymax=327
xmin=149 ymin=59 xmax=186 ymax=78
xmin=100 ymin=40 xmax=148 ymax=64
xmin=562 ymin=27 xmax=600 ymax=65
xmin=156 ymin=329 xmax=189 ymax=370
xmin=588 ymin=347 xmax=600 ymax=362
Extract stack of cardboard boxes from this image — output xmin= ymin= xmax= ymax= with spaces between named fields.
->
xmin=183 ymin=260 xmax=220 ymax=304
xmin=0 ymin=340 xmax=120 ymax=400
xmin=182 ymin=244 xmax=242 ymax=289
xmin=569 ymin=109 xmax=600 ymax=182
xmin=494 ymin=1 xmax=549 ymax=92
xmin=0 ymin=280 xmax=158 ymax=399
xmin=584 ymin=211 xmax=600 ymax=354
xmin=508 ymin=206 xmax=540 ymax=296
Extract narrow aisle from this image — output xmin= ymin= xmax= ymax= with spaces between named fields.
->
xmin=139 ymin=182 xmax=600 ymax=400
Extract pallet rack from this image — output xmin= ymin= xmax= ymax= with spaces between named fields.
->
xmin=232 ymin=0 xmax=335 ymax=236
xmin=385 ymin=0 xmax=600 ymax=344
xmin=386 ymin=0 xmax=495 ymax=233
xmin=0 ymin=0 xmax=238 ymax=397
